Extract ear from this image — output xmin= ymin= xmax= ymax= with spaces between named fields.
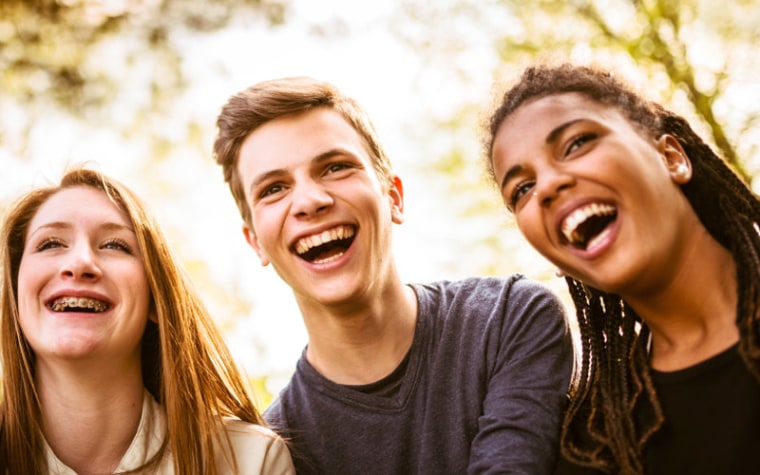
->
xmin=388 ymin=175 xmax=405 ymax=224
xmin=242 ymin=223 xmax=270 ymax=266
xmin=657 ymin=134 xmax=692 ymax=184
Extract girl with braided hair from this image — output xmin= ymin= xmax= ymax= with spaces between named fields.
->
xmin=486 ymin=63 xmax=760 ymax=475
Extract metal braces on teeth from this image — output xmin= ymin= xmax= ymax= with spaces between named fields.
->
xmin=51 ymin=297 xmax=107 ymax=312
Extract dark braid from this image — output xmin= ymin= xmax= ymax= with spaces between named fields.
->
xmin=486 ymin=63 xmax=760 ymax=473
xmin=663 ymin=110 xmax=760 ymax=379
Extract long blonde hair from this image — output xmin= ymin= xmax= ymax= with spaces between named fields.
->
xmin=0 ymin=167 xmax=265 ymax=474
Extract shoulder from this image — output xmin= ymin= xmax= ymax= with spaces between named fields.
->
xmin=411 ymin=274 xmax=519 ymax=302
xmin=413 ymin=274 xmax=561 ymax=314
xmin=221 ymin=420 xmax=295 ymax=474
xmin=263 ymin=395 xmax=290 ymax=434
xmin=223 ymin=418 xmax=283 ymax=445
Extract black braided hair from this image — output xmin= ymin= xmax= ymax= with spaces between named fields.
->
xmin=486 ymin=63 xmax=760 ymax=474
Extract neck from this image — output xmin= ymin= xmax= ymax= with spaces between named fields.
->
xmin=299 ymin=278 xmax=418 ymax=385
xmin=36 ymin=357 xmax=145 ymax=475
xmin=626 ymin=229 xmax=739 ymax=371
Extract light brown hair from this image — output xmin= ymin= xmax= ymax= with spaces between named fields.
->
xmin=0 ymin=167 xmax=266 ymax=474
xmin=213 ymin=76 xmax=394 ymax=228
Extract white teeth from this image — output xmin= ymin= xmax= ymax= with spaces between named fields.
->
xmin=50 ymin=297 xmax=108 ymax=312
xmin=561 ymin=203 xmax=616 ymax=243
xmin=586 ymin=227 xmax=612 ymax=251
xmin=313 ymin=251 xmax=345 ymax=265
xmin=295 ymin=225 xmax=355 ymax=255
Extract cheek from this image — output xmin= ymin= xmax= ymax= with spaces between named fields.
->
xmin=17 ymin=259 xmax=42 ymax=307
xmin=252 ymin=206 xmax=280 ymax=238
xmin=516 ymin=212 xmax=551 ymax=254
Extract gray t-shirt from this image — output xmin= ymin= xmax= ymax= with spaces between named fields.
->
xmin=265 ymin=275 xmax=573 ymax=474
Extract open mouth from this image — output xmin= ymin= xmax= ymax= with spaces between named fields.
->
xmin=48 ymin=297 xmax=110 ymax=313
xmin=560 ymin=203 xmax=617 ymax=250
xmin=294 ymin=225 xmax=356 ymax=264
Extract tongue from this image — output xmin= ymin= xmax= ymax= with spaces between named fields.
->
xmin=573 ymin=214 xmax=615 ymax=250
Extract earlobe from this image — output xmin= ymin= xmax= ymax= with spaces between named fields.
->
xmin=242 ymin=224 xmax=270 ymax=266
xmin=658 ymin=134 xmax=692 ymax=184
xmin=389 ymin=175 xmax=405 ymax=224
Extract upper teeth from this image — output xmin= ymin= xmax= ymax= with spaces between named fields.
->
xmin=50 ymin=297 xmax=108 ymax=312
xmin=295 ymin=225 xmax=355 ymax=255
xmin=561 ymin=203 xmax=616 ymax=243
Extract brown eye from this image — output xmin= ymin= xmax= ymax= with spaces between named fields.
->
xmin=509 ymin=180 xmax=535 ymax=211
xmin=260 ymin=183 xmax=285 ymax=198
xmin=566 ymin=133 xmax=597 ymax=155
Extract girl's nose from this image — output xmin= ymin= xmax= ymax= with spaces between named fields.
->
xmin=534 ymin=168 xmax=576 ymax=207
xmin=60 ymin=245 xmax=102 ymax=281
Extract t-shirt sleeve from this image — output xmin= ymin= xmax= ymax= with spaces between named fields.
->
xmin=468 ymin=277 xmax=574 ymax=474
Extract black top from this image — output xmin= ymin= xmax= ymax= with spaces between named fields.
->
xmin=556 ymin=344 xmax=760 ymax=474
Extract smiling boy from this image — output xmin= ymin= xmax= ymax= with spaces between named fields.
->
xmin=212 ymin=77 xmax=573 ymax=474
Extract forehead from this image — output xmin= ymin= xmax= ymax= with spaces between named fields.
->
xmin=504 ymin=93 xmax=616 ymax=129
xmin=28 ymin=186 xmax=130 ymax=233
xmin=494 ymin=93 xmax=628 ymax=149
xmin=238 ymin=107 xmax=369 ymax=169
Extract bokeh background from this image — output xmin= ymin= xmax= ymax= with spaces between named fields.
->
xmin=2 ymin=0 xmax=759 ymax=407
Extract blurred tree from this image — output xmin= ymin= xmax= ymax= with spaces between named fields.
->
xmin=0 ymin=0 xmax=287 ymax=150
xmin=0 ymin=0 xmax=285 ymax=113
xmin=0 ymin=0 xmax=291 ymax=405
xmin=392 ymin=0 xmax=760 ymax=279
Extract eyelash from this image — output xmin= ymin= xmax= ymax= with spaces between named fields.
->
xmin=35 ymin=237 xmax=133 ymax=254
xmin=327 ymin=162 xmax=350 ymax=173
xmin=36 ymin=237 xmax=63 ymax=251
xmin=509 ymin=181 xmax=534 ymax=211
xmin=566 ymin=132 xmax=597 ymax=155
xmin=103 ymin=238 xmax=133 ymax=254
xmin=260 ymin=183 xmax=284 ymax=199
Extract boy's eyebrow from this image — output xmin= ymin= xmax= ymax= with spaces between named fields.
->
xmin=499 ymin=118 xmax=586 ymax=191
